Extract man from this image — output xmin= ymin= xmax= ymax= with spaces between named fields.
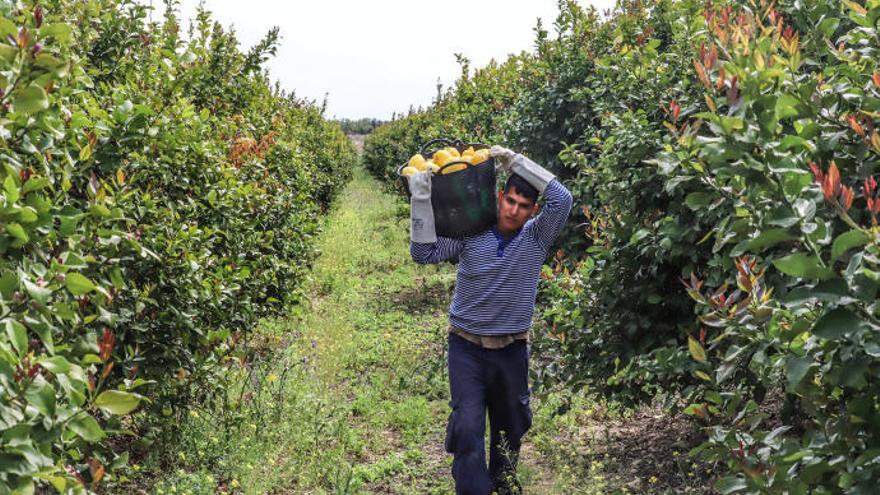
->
xmin=408 ymin=146 xmax=573 ymax=495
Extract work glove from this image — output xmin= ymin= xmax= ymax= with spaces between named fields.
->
xmin=489 ymin=145 xmax=516 ymax=172
xmin=408 ymin=170 xmax=437 ymax=243
xmin=489 ymin=145 xmax=555 ymax=194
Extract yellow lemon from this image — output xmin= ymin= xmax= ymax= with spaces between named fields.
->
xmin=433 ymin=149 xmax=453 ymax=166
xmin=458 ymin=155 xmax=473 ymax=164
xmin=441 ymin=163 xmax=468 ymax=175
xmin=472 ymin=149 xmax=490 ymax=165
xmin=430 ymin=162 xmax=440 ymax=173
xmin=462 ymin=146 xmax=475 ymax=158
xmin=409 ymin=154 xmax=426 ymax=170
xmin=401 ymin=166 xmax=418 ymax=177
xmin=445 ymin=147 xmax=461 ymax=158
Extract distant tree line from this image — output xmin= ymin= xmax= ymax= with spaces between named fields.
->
xmin=337 ymin=117 xmax=386 ymax=135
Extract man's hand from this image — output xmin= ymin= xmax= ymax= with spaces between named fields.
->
xmin=490 ymin=145 xmax=555 ymax=194
xmin=408 ymin=169 xmax=432 ymax=200
xmin=489 ymin=145 xmax=516 ymax=172
xmin=408 ymin=170 xmax=437 ymax=243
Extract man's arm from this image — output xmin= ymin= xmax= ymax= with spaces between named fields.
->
xmin=407 ymin=169 xmax=466 ymax=263
xmin=531 ymin=179 xmax=573 ymax=252
xmin=489 ymin=146 xmax=573 ymax=251
xmin=411 ymin=238 xmax=465 ymax=264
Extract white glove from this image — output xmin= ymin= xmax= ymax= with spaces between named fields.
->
xmin=490 ymin=146 xmax=555 ymax=193
xmin=489 ymin=145 xmax=516 ymax=172
xmin=408 ymin=171 xmax=437 ymax=243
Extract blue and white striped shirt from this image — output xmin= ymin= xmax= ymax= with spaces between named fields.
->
xmin=411 ymin=179 xmax=573 ymax=335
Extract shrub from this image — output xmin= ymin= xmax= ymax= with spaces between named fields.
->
xmin=0 ymin=0 xmax=354 ymax=491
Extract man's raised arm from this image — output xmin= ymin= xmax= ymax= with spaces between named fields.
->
xmin=408 ymin=170 xmax=464 ymax=264
xmin=411 ymin=237 xmax=464 ymax=264
xmin=489 ymin=147 xmax=573 ymax=250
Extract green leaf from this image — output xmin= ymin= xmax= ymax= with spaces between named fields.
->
xmin=11 ymin=476 xmax=34 ymax=495
xmin=78 ymin=144 xmax=91 ymax=162
xmin=25 ymin=377 xmax=56 ymax=417
xmin=21 ymin=177 xmax=49 ymax=195
xmin=64 ymin=273 xmax=95 ymax=296
xmin=716 ymin=476 xmax=748 ymax=494
xmin=36 ymin=356 xmax=70 ymax=374
xmin=775 ymin=94 xmax=801 ymax=121
xmin=831 ymin=230 xmax=871 ymax=262
xmin=694 ymin=369 xmax=712 ymax=381
xmin=0 ymin=17 xmax=16 ymax=39
xmin=747 ymin=228 xmax=797 ymax=253
xmin=685 ymin=192 xmax=712 ymax=210
xmin=34 ymin=53 xmax=69 ymax=77
xmin=773 ymin=253 xmax=835 ymax=280
xmin=4 ymin=174 xmax=19 ymax=203
xmin=33 ymin=471 xmax=67 ymax=492
xmin=22 ymin=279 xmax=51 ymax=305
xmin=94 ymin=390 xmax=142 ymax=415
xmin=838 ymin=357 xmax=868 ymax=388
xmin=39 ymin=23 xmax=72 ymax=43
xmin=812 ymin=308 xmax=863 ymax=340
xmin=688 ymin=336 xmax=707 ymax=363
xmin=67 ymin=414 xmax=105 ymax=442
xmin=0 ymin=271 xmax=17 ymax=299
xmin=783 ymin=451 xmax=811 ymax=463
xmin=0 ymin=44 xmax=17 ymax=63
xmin=6 ymin=223 xmax=28 ymax=243
xmin=786 ymin=356 xmax=814 ymax=392
xmin=4 ymin=319 xmax=27 ymax=357
xmin=12 ymin=86 xmax=49 ymax=115
xmin=27 ymin=317 xmax=54 ymax=354
xmin=629 ymin=228 xmax=650 ymax=245
xmin=783 ymin=279 xmax=859 ymax=307
xmin=818 ymin=18 xmax=839 ymax=37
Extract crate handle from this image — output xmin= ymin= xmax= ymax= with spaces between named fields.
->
xmin=420 ymin=138 xmax=463 ymax=156
xmin=437 ymin=160 xmax=474 ymax=174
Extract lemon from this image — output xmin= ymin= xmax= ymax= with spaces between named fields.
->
xmin=472 ymin=149 xmax=490 ymax=165
xmin=445 ymin=147 xmax=461 ymax=158
xmin=433 ymin=149 xmax=453 ymax=166
xmin=441 ymin=163 xmax=468 ymax=175
xmin=430 ymin=162 xmax=440 ymax=173
xmin=462 ymin=146 xmax=475 ymax=158
xmin=409 ymin=154 xmax=427 ymax=170
xmin=401 ymin=166 xmax=418 ymax=177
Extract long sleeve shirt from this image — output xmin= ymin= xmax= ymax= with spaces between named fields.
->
xmin=411 ymin=179 xmax=573 ymax=336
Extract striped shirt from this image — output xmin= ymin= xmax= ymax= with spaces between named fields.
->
xmin=411 ymin=179 xmax=573 ymax=336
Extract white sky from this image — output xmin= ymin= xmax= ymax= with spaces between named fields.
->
xmin=141 ymin=0 xmax=614 ymax=120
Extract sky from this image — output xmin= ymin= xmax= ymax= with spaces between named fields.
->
xmin=141 ymin=0 xmax=614 ymax=121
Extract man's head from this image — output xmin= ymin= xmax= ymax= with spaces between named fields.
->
xmin=497 ymin=174 xmax=539 ymax=235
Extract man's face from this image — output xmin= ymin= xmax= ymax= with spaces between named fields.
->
xmin=497 ymin=186 xmax=538 ymax=234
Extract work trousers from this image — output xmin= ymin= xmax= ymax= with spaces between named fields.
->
xmin=445 ymin=333 xmax=532 ymax=495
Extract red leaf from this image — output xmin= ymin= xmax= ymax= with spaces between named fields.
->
xmin=863 ymin=176 xmax=876 ymax=197
xmin=840 ymin=186 xmax=854 ymax=211
xmin=848 ymin=115 xmax=866 ymax=136
xmin=809 ymin=161 xmax=824 ymax=184
xmin=99 ymin=328 xmax=115 ymax=362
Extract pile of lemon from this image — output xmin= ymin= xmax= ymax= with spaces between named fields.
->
xmin=401 ymin=146 xmax=490 ymax=177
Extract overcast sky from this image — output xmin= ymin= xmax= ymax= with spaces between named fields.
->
xmin=141 ymin=1 xmax=613 ymax=120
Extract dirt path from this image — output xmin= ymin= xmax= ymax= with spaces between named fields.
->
xmin=275 ymin=163 xmax=561 ymax=493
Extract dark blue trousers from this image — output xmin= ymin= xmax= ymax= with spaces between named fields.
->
xmin=445 ymin=333 xmax=532 ymax=495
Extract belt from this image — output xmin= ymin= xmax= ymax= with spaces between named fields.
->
xmin=448 ymin=326 xmax=529 ymax=350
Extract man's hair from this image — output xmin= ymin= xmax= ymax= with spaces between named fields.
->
xmin=504 ymin=174 xmax=538 ymax=204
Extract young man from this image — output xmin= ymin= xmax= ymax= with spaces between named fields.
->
xmin=408 ymin=146 xmax=573 ymax=495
